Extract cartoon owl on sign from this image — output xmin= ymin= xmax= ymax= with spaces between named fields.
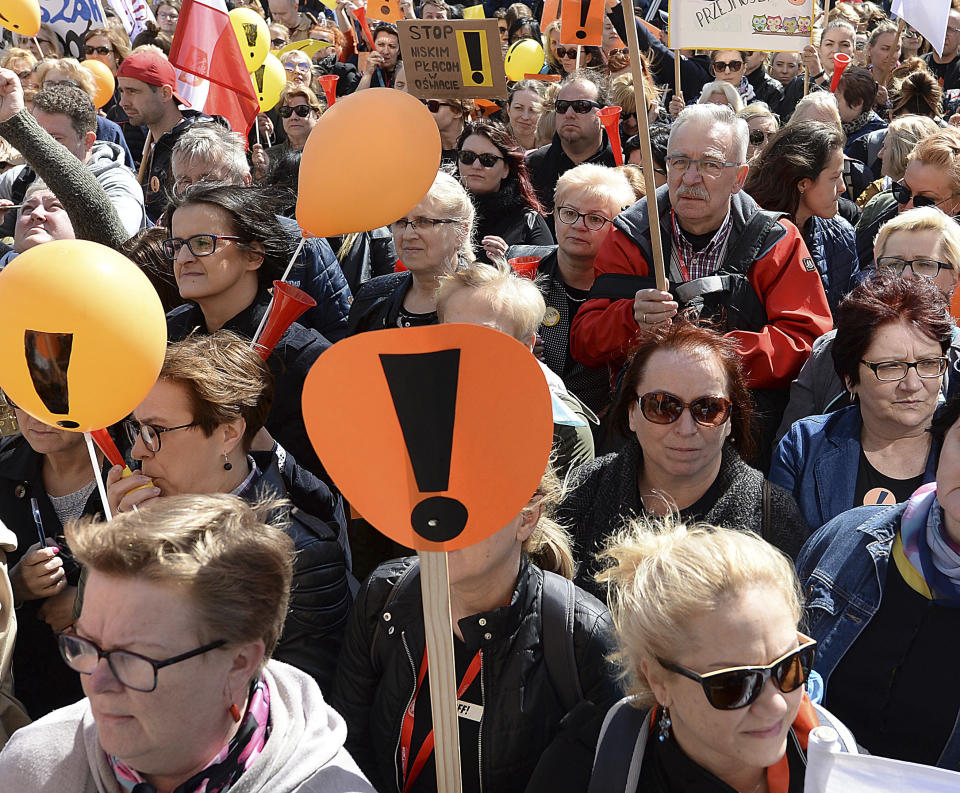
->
xmin=766 ymin=16 xmax=782 ymax=33
xmin=798 ymin=16 xmax=812 ymax=33
xmin=783 ymin=17 xmax=798 ymax=34
xmin=752 ymin=15 xmax=766 ymax=33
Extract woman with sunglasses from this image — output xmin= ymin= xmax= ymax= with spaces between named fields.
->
xmin=252 ymin=84 xmax=322 ymax=183
xmin=737 ymin=102 xmax=778 ymax=164
xmin=708 ymin=49 xmax=753 ymax=104
xmin=0 ymin=493 xmax=375 ymax=793
xmin=796 ymin=392 xmax=960 ymax=767
xmin=771 ymin=273 xmax=950 ymax=532
xmin=456 ymin=120 xmax=552 ymax=264
xmin=743 ymin=121 xmax=857 ymax=317
xmin=590 ymin=516 xmax=857 ymax=793
xmin=544 ymin=21 xmax=604 ymax=75
xmin=106 ymin=331 xmax=351 ymax=692
xmin=83 ymin=26 xmax=136 ymax=147
xmin=557 ymin=322 xmax=809 ymax=600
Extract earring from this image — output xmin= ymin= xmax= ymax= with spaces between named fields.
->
xmin=223 ymin=452 xmax=233 ymax=472
xmin=229 ymin=702 xmax=242 ymax=722
xmin=657 ymin=706 xmax=672 ymax=742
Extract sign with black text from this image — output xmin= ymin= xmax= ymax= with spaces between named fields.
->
xmin=669 ymin=0 xmax=815 ymax=52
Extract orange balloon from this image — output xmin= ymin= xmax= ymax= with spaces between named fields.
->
xmin=0 ymin=0 xmax=40 ymax=36
xmin=302 ymin=324 xmax=553 ymax=552
xmin=295 ymin=89 xmax=441 ymax=238
xmin=81 ymin=59 xmax=115 ymax=109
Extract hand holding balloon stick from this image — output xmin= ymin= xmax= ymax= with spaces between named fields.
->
xmin=829 ymin=52 xmax=851 ymax=93
xmin=597 ymin=106 xmax=623 ymax=166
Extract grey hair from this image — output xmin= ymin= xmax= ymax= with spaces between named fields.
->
xmin=172 ymin=122 xmax=251 ymax=183
xmin=669 ymin=103 xmax=749 ymax=163
xmin=426 ymin=168 xmax=476 ymax=264
xmin=696 ymin=80 xmax=743 ymax=113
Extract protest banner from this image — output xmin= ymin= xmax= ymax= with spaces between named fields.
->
xmin=106 ymin=0 xmax=156 ymax=43
xmin=891 ymin=0 xmax=951 ymax=57
xmin=560 ymin=0 xmax=605 ymax=47
xmin=669 ymin=0 xmax=815 ymax=53
xmin=398 ymin=19 xmax=507 ymax=99
xmin=39 ymin=0 xmax=107 ymax=59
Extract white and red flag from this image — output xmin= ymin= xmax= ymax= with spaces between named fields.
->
xmin=168 ymin=0 xmax=259 ymax=140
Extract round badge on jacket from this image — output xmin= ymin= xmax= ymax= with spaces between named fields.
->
xmin=543 ymin=307 xmax=560 ymax=327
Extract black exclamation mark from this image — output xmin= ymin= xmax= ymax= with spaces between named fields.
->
xmin=379 ymin=349 xmax=468 ymax=543
xmin=243 ymin=23 xmax=258 ymax=60
xmin=253 ymin=64 xmax=265 ymax=102
xmin=461 ymin=31 xmax=485 ymax=85
xmin=24 ymin=330 xmax=76 ymax=427
xmin=575 ymin=0 xmax=588 ymax=39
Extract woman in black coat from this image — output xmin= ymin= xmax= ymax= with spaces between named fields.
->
xmin=457 ymin=120 xmax=553 ymax=264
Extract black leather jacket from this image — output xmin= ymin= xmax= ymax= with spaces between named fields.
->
xmin=331 ymin=555 xmax=620 ymax=793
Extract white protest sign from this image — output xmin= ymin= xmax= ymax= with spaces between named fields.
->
xmin=669 ymin=0 xmax=815 ymax=53
xmin=892 ymin=0 xmax=951 ymax=57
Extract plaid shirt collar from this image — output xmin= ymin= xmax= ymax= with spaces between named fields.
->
xmin=671 ymin=208 xmax=733 ymax=281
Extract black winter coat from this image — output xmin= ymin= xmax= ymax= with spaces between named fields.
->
xmin=471 ymin=182 xmax=553 ymax=263
xmin=346 ymin=271 xmax=417 ymax=335
xmin=557 ymin=441 xmax=811 ymax=599
xmin=331 ymin=556 xmax=620 ymax=793
xmin=243 ymin=450 xmax=352 ymax=693
xmin=166 ymin=292 xmax=332 ymax=484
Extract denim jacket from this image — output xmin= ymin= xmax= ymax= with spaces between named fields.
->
xmin=796 ymin=501 xmax=960 ymax=770
xmin=769 ymin=404 xmax=939 ymax=531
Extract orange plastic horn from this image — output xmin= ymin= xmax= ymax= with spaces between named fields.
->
xmin=318 ymin=74 xmax=338 ymax=106
xmin=353 ymin=6 xmax=376 ymax=51
xmin=597 ymin=105 xmax=623 ymax=166
xmin=253 ymin=281 xmax=317 ymax=360
xmin=830 ymin=53 xmax=851 ymax=93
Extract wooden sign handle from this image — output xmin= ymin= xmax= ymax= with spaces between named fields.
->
xmin=419 ymin=550 xmax=463 ymax=793
xmin=624 ymin=6 xmax=668 ymax=291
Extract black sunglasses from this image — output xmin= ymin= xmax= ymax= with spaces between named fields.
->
xmin=713 ymin=59 xmax=743 ymax=72
xmin=278 ymin=104 xmax=317 ymax=118
xmin=555 ymin=46 xmax=579 ymax=59
xmin=638 ymin=391 xmax=732 ymax=428
xmin=423 ymin=99 xmax=452 ymax=113
xmin=891 ymin=180 xmax=955 ymax=209
xmin=458 ymin=150 xmax=503 ymax=167
xmin=608 ymin=47 xmax=628 ymax=57
xmin=658 ymin=636 xmax=817 ymax=710
xmin=555 ymin=99 xmax=601 ymax=115
xmin=85 ymin=45 xmax=113 ymax=56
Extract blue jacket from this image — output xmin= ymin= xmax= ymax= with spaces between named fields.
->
xmin=769 ymin=405 xmax=938 ymax=530
xmin=276 ymin=215 xmax=351 ymax=342
xmin=807 ymin=215 xmax=859 ymax=316
xmin=796 ymin=500 xmax=960 ymax=769
xmin=843 ymin=112 xmax=887 ymax=156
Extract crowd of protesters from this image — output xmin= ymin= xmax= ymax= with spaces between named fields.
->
xmin=1 ymin=0 xmax=960 ymax=790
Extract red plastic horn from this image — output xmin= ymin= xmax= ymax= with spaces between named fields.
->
xmin=90 ymin=427 xmax=124 ymax=468
xmin=508 ymin=256 xmax=541 ymax=279
xmin=353 ymin=6 xmax=377 ymax=52
xmin=830 ymin=53 xmax=852 ymax=93
xmin=318 ymin=74 xmax=338 ymax=107
xmin=253 ymin=281 xmax=317 ymax=360
xmin=597 ymin=105 xmax=623 ymax=166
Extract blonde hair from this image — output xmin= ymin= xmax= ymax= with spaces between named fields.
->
xmin=67 ymin=494 xmax=295 ymax=670
xmin=908 ymin=126 xmax=960 ymax=196
xmin=278 ymin=82 xmax=324 ymax=112
xmin=616 ymin=164 xmax=646 ymax=200
xmin=523 ymin=466 xmax=575 ymax=579
xmin=423 ymin=169 xmax=476 ymax=263
xmin=882 ymin=114 xmax=939 ymax=180
xmin=1 ymin=47 xmax=37 ymax=71
xmin=554 ymin=162 xmax=635 ymax=217
xmin=875 ymin=205 xmax=960 ymax=271
xmin=436 ymin=259 xmax=545 ymax=342
xmin=789 ymin=91 xmax=841 ymax=127
xmin=35 ymin=58 xmax=95 ymax=99
xmin=696 ymin=80 xmax=742 ymax=113
xmin=596 ymin=516 xmax=801 ymax=707
xmin=610 ymin=66 xmax=661 ymax=115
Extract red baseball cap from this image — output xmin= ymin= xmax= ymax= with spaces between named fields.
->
xmin=117 ymin=50 xmax=188 ymax=106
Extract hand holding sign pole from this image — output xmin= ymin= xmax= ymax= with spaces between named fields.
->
xmin=302 ymin=325 xmax=553 ymax=793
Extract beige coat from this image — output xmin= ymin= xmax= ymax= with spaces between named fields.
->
xmin=0 ymin=521 xmax=30 ymax=746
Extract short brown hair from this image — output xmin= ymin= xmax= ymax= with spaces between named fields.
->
xmin=67 ymin=493 xmax=294 ymax=667
xmin=609 ymin=321 xmax=757 ymax=462
xmin=837 ymin=65 xmax=878 ymax=114
xmin=160 ymin=331 xmax=274 ymax=450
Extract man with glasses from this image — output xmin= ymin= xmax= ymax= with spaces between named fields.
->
xmin=923 ymin=4 xmax=960 ymax=92
xmin=525 ymin=70 xmax=616 ymax=214
xmin=572 ymin=103 xmax=832 ymax=460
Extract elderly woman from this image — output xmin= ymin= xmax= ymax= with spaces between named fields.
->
xmin=788 ymin=91 xmax=842 ymax=126
xmin=737 ymin=101 xmax=778 ymax=163
xmin=796 ymin=395 xmax=960 ymax=767
xmin=332 ymin=460 xmax=618 ymax=793
xmin=771 ymin=273 xmax=951 ymax=530
xmin=347 ymin=170 xmax=474 ymax=333
xmin=558 ymin=322 xmax=809 ymax=599
xmin=106 ymin=332 xmax=350 ymax=691
xmin=457 ymin=120 xmax=552 ymax=263
xmin=0 ymin=494 xmax=376 ymax=792
xmin=779 ymin=206 xmax=960 ymax=435
xmin=744 ymin=121 xmax=857 ymax=315
xmin=590 ymin=518 xmax=857 ymax=791
xmin=694 ymin=79 xmax=742 ymax=113
xmin=164 ymin=183 xmax=331 ymax=481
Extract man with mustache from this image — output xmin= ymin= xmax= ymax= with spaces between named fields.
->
xmin=570 ymin=103 xmax=833 ymax=464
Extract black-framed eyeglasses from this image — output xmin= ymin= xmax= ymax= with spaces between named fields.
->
xmin=161 ymin=234 xmax=244 ymax=259
xmin=891 ymin=180 xmax=957 ymax=210
xmin=638 ymin=391 xmax=732 ymax=428
xmin=85 ymin=45 xmax=113 ymax=56
xmin=123 ymin=418 xmax=200 ymax=452
xmin=657 ymin=635 xmax=817 ymax=710
xmin=877 ymin=256 xmax=954 ymax=279
xmin=556 ymin=205 xmax=612 ymax=231
xmin=713 ymin=59 xmax=743 ymax=72
xmin=278 ymin=104 xmax=317 ymax=118
xmin=860 ymin=357 xmax=948 ymax=382
xmin=390 ymin=216 xmax=460 ymax=232
xmin=458 ymin=150 xmax=503 ymax=168
xmin=666 ymin=155 xmax=741 ymax=179
xmin=555 ymin=98 xmax=601 ymax=114
xmin=57 ymin=632 xmax=226 ymax=693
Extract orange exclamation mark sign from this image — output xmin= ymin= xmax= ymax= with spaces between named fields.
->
xmin=379 ymin=349 xmax=468 ymax=542
xmin=560 ymin=0 xmax=603 ymax=45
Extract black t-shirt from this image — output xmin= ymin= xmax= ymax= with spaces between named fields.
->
xmin=401 ymin=638 xmax=483 ymax=793
xmin=826 ymin=553 xmax=960 ymax=764
xmin=638 ymin=470 xmax=724 ymax=522
xmin=923 ymin=51 xmax=960 ymax=92
xmin=853 ymin=450 xmax=924 ymax=509
xmin=396 ymin=306 xmax=438 ymax=328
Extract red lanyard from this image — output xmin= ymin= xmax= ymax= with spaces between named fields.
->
xmin=399 ymin=644 xmax=483 ymax=793
xmin=669 ymin=209 xmax=692 ymax=282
